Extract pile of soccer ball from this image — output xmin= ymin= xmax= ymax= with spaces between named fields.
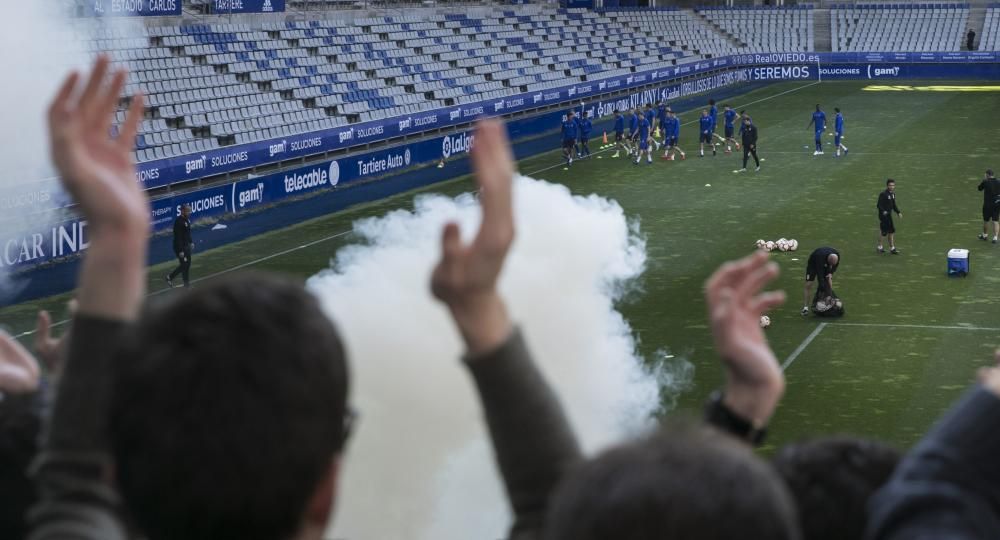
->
xmin=754 ymin=238 xmax=799 ymax=252
xmin=759 ymin=315 xmax=771 ymax=328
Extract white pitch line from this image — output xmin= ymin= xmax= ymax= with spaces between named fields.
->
xmin=782 ymin=322 xmax=828 ymax=371
xmin=827 ymin=321 xmax=1000 ymax=331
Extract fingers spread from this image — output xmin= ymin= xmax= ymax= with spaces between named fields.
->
xmin=749 ymin=290 xmax=787 ymax=315
xmin=94 ymin=69 xmax=128 ymax=136
xmin=734 ymin=261 xmax=780 ymax=302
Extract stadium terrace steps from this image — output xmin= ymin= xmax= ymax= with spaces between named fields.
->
xmin=976 ymin=4 xmax=1000 ymax=50
xmin=814 ymin=9 xmax=833 ymax=52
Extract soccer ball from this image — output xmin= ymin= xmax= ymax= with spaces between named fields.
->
xmin=759 ymin=315 xmax=771 ymax=328
xmin=755 ymin=239 xmax=766 ymax=249
xmin=765 ymin=241 xmax=775 ymax=252
xmin=789 ymin=239 xmax=798 ymax=251
xmin=780 ymin=241 xmax=790 ymax=252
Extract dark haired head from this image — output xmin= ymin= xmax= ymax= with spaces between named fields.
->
xmin=887 ymin=178 xmax=895 ymax=186
xmin=835 ymin=107 xmax=841 ymax=113
xmin=544 ymin=420 xmax=800 ymax=540
xmin=709 ymin=98 xmax=716 ymax=105
xmin=988 ymin=169 xmax=994 ymax=178
xmin=110 ymin=272 xmax=350 ymax=540
xmin=773 ymin=436 xmax=900 ymax=540
xmin=0 ymin=392 xmax=43 ymax=539
xmin=816 ymin=104 xmax=821 ymax=111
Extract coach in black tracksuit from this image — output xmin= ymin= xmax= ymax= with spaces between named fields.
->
xmin=802 ymin=246 xmax=839 ymax=315
xmin=741 ymin=116 xmax=760 ymax=172
xmin=167 ymin=204 xmax=193 ymax=288
xmin=876 ymin=178 xmax=902 ymax=254
xmin=978 ymin=169 xmax=1000 ymax=243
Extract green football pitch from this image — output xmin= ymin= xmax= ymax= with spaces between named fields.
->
xmin=3 ymin=79 xmax=1000 ymax=451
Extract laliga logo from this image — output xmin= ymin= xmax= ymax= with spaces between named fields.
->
xmin=329 ymin=160 xmax=340 ymax=186
xmin=404 ymin=148 xmax=411 ymax=166
xmin=442 ymin=136 xmax=453 ymax=159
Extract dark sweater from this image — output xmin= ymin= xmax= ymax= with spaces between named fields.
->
xmin=172 ymin=216 xmax=191 ymax=253
xmin=866 ymin=386 xmax=1000 ymax=539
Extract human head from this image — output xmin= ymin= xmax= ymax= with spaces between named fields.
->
xmin=835 ymin=107 xmax=841 ymax=113
xmin=709 ymin=98 xmax=716 ymax=106
xmin=725 ymin=104 xmax=732 ymax=110
xmin=181 ymin=204 xmax=191 ymax=218
xmin=645 ymin=103 xmax=652 ymax=110
xmin=544 ymin=421 xmax=801 ymax=540
xmin=110 ymin=272 xmax=351 ymax=540
xmin=828 ymin=253 xmax=839 ymax=266
xmin=816 ymin=104 xmax=821 ymax=112
xmin=567 ymin=110 xmax=574 ymax=119
xmin=987 ymin=169 xmax=994 ymax=179
xmin=614 ymin=109 xmax=621 ymax=117
xmin=581 ymin=110 xmax=588 ymax=119
xmin=886 ymin=178 xmax=895 ymax=192
xmin=0 ymin=392 xmax=42 ymax=539
xmin=701 ymin=109 xmax=708 ymax=117
xmin=744 ymin=116 xmax=752 ymax=125
xmin=773 ymin=436 xmax=900 ymax=540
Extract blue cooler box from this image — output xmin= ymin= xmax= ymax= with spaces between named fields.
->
xmin=948 ymin=248 xmax=969 ymax=276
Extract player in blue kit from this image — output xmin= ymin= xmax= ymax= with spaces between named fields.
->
xmin=699 ymin=110 xmax=716 ymax=157
xmin=807 ymin=104 xmax=826 ymax=156
xmin=561 ymin=110 xmax=578 ymax=167
xmin=628 ymin=108 xmax=641 ymax=150
xmin=656 ymin=101 xmax=668 ymax=137
xmin=722 ymin=104 xmax=740 ymax=153
xmin=662 ymin=109 xmax=686 ymax=161
xmin=612 ymin=109 xmax=629 ymax=158
xmin=708 ymin=98 xmax=725 ymax=145
xmin=577 ymin=110 xmax=593 ymax=158
xmin=634 ymin=113 xmax=653 ymax=165
xmin=643 ymin=104 xmax=660 ymax=152
xmin=834 ymin=107 xmax=849 ymax=157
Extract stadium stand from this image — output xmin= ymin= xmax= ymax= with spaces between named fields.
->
xmin=981 ymin=3 xmax=1000 ymax=49
xmin=97 ymin=6 xmax=732 ymax=165
xmin=831 ymin=3 xmax=971 ymax=52
xmin=696 ymin=6 xmax=815 ymax=53
xmin=602 ymin=7 xmax=741 ymax=59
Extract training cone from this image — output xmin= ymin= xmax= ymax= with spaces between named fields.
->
xmin=602 ymin=131 xmax=608 ymax=144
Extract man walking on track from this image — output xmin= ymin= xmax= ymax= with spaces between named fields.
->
xmin=167 ymin=204 xmax=193 ymax=288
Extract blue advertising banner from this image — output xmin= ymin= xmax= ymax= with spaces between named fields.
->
xmin=83 ymin=0 xmax=182 ymax=17
xmin=210 ymin=0 xmax=285 ymax=14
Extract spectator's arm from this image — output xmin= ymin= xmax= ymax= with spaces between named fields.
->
xmin=866 ymin=385 xmax=1000 ymax=539
xmin=431 ymin=120 xmax=581 ymax=540
xmin=28 ymin=55 xmax=149 ymax=540
xmin=704 ymin=251 xmax=786 ymax=434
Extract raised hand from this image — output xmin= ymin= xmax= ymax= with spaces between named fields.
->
xmin=705 ymin=251 xmax=787 ymax=426
xmin=48 ymin=56 xmax=150 ymax=320
xmin=49 ymin=55 xmax=148 ymax=234
xmin=431 ymin=119 xmax=515 ymax=355
xmin=0 ymin=331 xmax=41 ymax=394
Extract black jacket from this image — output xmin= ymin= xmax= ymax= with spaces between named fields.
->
xmin=741 ymin=123 xmax=758 ymax=146
xmin=877 ymin=190 xmax=900 ymax=217
xmin=172 ymin=216 xmax=192 ymax=253
xmin=978 ymin=177 xmax=1000 ymax=207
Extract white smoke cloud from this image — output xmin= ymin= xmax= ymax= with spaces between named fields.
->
xmin=308 ymin=175 xmax=681 ymax=540
xmin=0 ymin=1 xmax=88 ymax=299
